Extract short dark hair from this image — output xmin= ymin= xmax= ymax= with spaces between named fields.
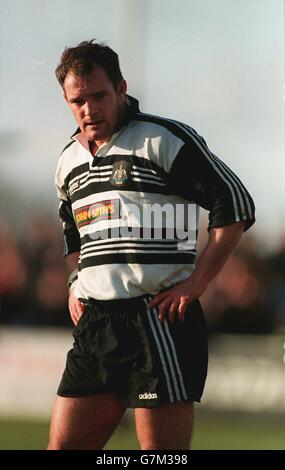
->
xmin=55 ymin=39 xmax=124 ymax=89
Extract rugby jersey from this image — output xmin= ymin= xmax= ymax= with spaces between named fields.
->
xmin=55 ymin=95 xmax=255 ymax=300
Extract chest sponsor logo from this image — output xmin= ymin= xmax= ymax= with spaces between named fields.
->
xmin=74 ymin=199 xmax=120 ymax=228
xmin=110 ymin=160 xmax=133 ymax=187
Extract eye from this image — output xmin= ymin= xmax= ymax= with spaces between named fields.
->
xmin=95 ymin=92 xmax=107 ymax=99
xmin=70 ymin=98 xmax=84 ymax=105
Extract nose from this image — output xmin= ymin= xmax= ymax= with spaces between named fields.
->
xmin=84 ymin=99 xmax=97 ymax=117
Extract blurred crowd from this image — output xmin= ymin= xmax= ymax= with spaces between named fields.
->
xmin=0 ymin=213 xmax=284 ymax=334
xmin=0 ymin=214 xmax=71 ymax=327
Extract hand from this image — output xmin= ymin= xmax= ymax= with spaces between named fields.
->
xmin=68 ymin=288 xmax=85 ymax=326
xmin=147 ymin=274 xmax=208 ymax=324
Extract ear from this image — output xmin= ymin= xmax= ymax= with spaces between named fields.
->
xmin=63 ymin=88 xmax=68 ymax=103
xmin=117 ymin=79 xmax=127 ymax=97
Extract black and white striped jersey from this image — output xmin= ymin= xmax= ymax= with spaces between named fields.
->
xmin=55 ymin=95 xmax=255 ymax=300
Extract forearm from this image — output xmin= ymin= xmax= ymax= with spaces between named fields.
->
xmin=65 ymin=251 xmax=84 ymax=324
xmin=192 ymin=221 xmax=245 ymax=288
xmin=66 ymin=252 xmax=80 ymax=289
xmin=66 ymin=252 xmax=80 ymax=273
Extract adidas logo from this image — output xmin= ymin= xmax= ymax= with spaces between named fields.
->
xmin=139 ymin=393 xmax=158 ymax=400
xmin=69 ymin=180 xmax=79 ymax=195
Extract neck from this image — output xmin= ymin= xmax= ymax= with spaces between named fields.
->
xmin=89 ymin=140 xmax=99 ymax=156
xmin=114 ymin=100 xmax=126 ymax=134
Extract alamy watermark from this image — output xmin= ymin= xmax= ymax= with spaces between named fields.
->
xmin=77 ymin=201 xmax=198 ymax=248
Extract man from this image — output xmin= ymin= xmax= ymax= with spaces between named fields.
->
xmin=48 ymin=40 xmax=255 ymax=450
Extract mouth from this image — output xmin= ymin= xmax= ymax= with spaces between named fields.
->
xmin=85 ymin=120 xmax=104 ymax=128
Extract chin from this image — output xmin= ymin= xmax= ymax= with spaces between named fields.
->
xmin=86 ymin=130 xmax=100 ymax=141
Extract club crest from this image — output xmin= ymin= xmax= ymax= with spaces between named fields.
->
xmin=110 ymin=160 xmax=132 ymax=187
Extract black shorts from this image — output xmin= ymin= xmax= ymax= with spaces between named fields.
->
xmin=57 ymin=295 xmax=208 ymax=408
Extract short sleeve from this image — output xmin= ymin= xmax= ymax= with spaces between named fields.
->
xmin=167 ymin=136 xmax=255 ymax=232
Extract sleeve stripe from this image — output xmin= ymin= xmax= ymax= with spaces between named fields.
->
xmin=176 ymin=122 xmax=254 ymax=221
xmin=138 ymin=112 xmax=254 ymax=223
xmin=180 ymin=124 xmax=254 ymax=220
xmin=167 ymin=119 xmax=240 ymax=221
xmin=138 ymin=112 xmax=254 ymax=222
xmin=189 ymin=136 xmax=241 ymax=220
xmin=210 ymin=152 xmax=253 ymax=220
xmin=182 ymin=124 xmax=254 ymax=220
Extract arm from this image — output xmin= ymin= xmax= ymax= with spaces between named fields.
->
xmin=151 ymin=130 xmax=255 ymax=323
xmin=58 ymin=200 xmax=83 ymax=325
xmin=66 ymin=252 xmax=85 ymax=326
xmin=148 ymin=221 xmax=245 ymax=323
xmin=55 ymin=159 xmax=83 ymax=326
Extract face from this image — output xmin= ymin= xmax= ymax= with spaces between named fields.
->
xmin=64 ymin=66 xmax=127 ymax=145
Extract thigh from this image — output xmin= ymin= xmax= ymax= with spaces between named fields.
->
xmin=134 ymin=401 xmax=194 ymax=450
xmin=47 ymin=393 xmax=127 ymax=450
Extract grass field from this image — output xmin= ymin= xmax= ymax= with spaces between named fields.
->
xmin=0 ymin=410 xmax=284 ymax=450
